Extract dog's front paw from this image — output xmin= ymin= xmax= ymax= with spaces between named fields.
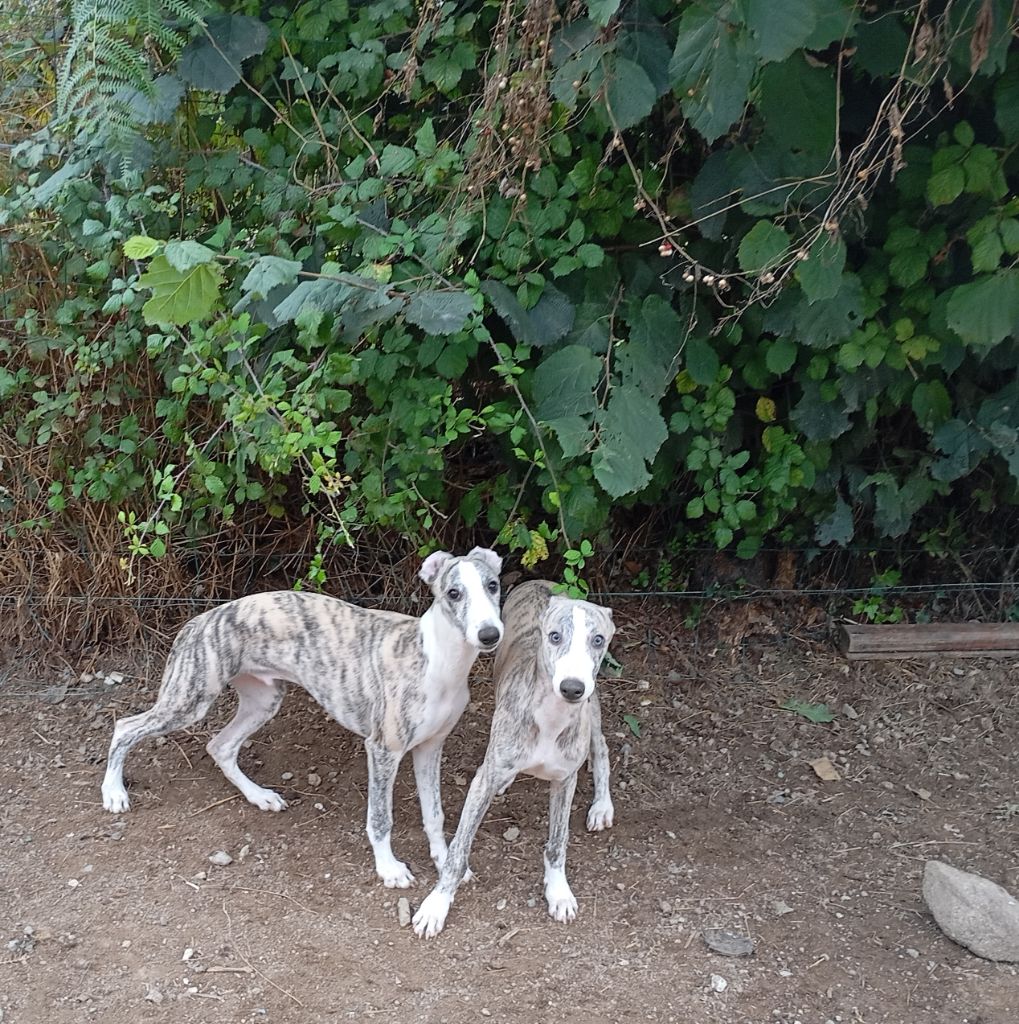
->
xmin=246 ymin=786 xmax=288 ymax=813
xmin=544 ymin=880 xmax=578 ymax=923
xmin=377 ymin=859 xmax=416 ymax=889
xmin=101 ymin=783 xmax=130 ymax=814
xmin=413 ymin=889 xmax=453 ymax=939
xmin=586 ymin=797 xmax=614 ymax=831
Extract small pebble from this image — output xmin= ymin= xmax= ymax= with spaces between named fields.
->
xmin=481 ymin=1010 xmax=491 ymax=1018
xmin=209 ymin=851 xmax=233 ymax=867
xmin=503 ymin=827 xmax=520 ymax=842
xmin=308 ymin=773 xmax=321 ymax=787
xmin=709 ymin=974 xmax=728 ymax=993
xmin=281 ymin=772 xmax=294 ymax=781
xmin=906 ymin=947 xmax=919 ymax=958
xmin=67 ymin=879 xmax=80 ymax=889
xmin=144 ymin=986 xmax=164 ymax=1005
xmin=182 ymin=947 xmax=195 ymax=961
xmin=496 ymin=898 xmax=507 ymax=911
xmin=397 ymin=898 xmax=411 ymax=928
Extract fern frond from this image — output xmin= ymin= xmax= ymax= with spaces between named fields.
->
xmin=56 ymin=0 xmax=210 ymax=145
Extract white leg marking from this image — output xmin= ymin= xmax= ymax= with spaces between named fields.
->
xmin=543 ymin=853 xmax=578 ymax=923
xmin=413 ymin=888 xmax=454 ymax=939
xmin=373 ymin=835 xmax=416 ymax=888
xmin=101 ymin=771 xmax=131 ymax=813
xmin=586 ymin=796 xmax=615 ymax=831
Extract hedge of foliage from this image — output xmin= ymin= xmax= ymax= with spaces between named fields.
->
xmin=3 ymin=0 xmax=1019 ymax=589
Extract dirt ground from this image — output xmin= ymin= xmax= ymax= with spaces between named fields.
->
xmin=1 ymin=601 xmax=1017 ymax=1024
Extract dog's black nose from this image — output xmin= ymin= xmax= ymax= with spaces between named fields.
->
xmin=478 ymin=625 xmax=501 ymax=648
xmin=560 ymin=678 xmax=586 ymax=702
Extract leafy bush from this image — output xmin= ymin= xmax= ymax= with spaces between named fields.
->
xmin=3 ymin=0 xmax=1019 ymax=586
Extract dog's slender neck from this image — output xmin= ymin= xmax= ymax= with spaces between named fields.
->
xmin=419 ymin=601 xmax=477 ymax=680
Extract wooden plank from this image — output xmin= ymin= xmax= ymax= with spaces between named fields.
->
xmin=837 ymin=622 xmax=1019 ymax=661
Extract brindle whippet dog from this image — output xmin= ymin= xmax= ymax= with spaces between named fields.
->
xmin=413 ymin=579 xmax=615 ymax=937
xmin=101 ymin=548 xmax=504 ymax=889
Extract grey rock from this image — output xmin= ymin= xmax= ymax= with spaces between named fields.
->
xmin=702 ymin=928 xmax=754 ymax=957
xmin=397 ymin=897 xmax=411 ymax=928
xmin=922 ymin=860 xmax=1019 ymax=962
xmin=208 ymin=850 xmax=233 ymax=867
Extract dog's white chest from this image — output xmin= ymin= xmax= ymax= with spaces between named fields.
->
xmin=521 ymin=699 xmax=586 ymax=782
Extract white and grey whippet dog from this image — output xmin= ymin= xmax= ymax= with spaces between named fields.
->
xmin=413 ymin=579 xmax=615 ymax=938
xmin=100 ymin=548 xmax=504 ymax=889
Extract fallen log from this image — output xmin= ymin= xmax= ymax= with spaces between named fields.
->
xmin=836 ymin=622 xmax=1019 ymax=661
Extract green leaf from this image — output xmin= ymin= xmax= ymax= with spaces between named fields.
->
xmin=138 ymin=255 xmax=224 ymax=326
xmin=592 ymin=385 xmax=668 ymax=498
xmin=994 ymin=68 xmax=1019 ymax=143
xmin=686 ymin=496 xmax=704 ymax=518
xmin=164 ymin=240 xmax=217 ymax=273
xmin=482 ymin=281 xmax=575 ymax=346
xmin=379 ymin=144 xmax=416 ymax=177
xmin=205 ymin=474 xmax=225 ymax=496
xmin=781 ymin=699 xmax=836 ymax=724
xmin=816 ymin=495 xmax=853 ymax=546
xmin=587 ymin=0 xmax=621 ymax=26
xmin=622 ymin=713 xmax=642 ymax=738
xmin=149 ymin=537 xmax=167 ymax=559
xmin=927 ymin=164 xmax=965 ymax=206
xmin=867 ymin=471 xmax=934 ymax=538
xmin=178 ymin=15 xmax=270 ymax=93
xmin=759 ymin=58 xmax=837 ymax=162
xmin=889 ymin=248 xmax=929 ymax=289
xmin=967 ymin=219 xmax=1004 ymax=273
xmin=796 ymin=232 xmax=846 ymax=303
xmin=576 ymin=243 xmax=604 ymax=268
xmin=684 ymin=337 xmax=719 ymax=386
xmin=738 ymin=221 xmax=791 ymax=274
xmin=946 ymin=271 xmax=1019 ymax=347
xmin=414 ymin=118 xmax=437 ymax=158
xmin=404 ymin=290 xmax=474 ymax=336
xmin=791 ymin=381 xmax=850 ymax=440
xmin=766 ymin=338 xmax=797 ymax=375
xmin=744 ymin=0 xmax=817 ymax=62
xmin=912 ymin=380 xmax=952 ymax=430
xmin=619 ymin=294 xmax=683 ymax=398
xmin=241 ymin=256 xmax=302 ymax=298
xmin=546 ymin=415 xmax=594 ymax=458
xmin=932 ymin=419 xmax=982 ymax=482
xmin=604 ymin=56 xmax=658 ymax=130
xmin=123 ymin=235 xmax=160 ymax=259
xmin=669 ymin=5 xmax=755 ymax=142
xmin=532 ymin=345 xmax=602 ymax=420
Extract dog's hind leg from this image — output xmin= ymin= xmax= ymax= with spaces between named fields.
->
xmin=101 ymin=655 xmax=221 ymax=813
xmin=544 ymin=770 xmax=579 ymax=923
xmin=364 ymin=738 xmax=413 ymax=888
xmin=586 ymin=691 xmax=614 ymax=831
xmin=206 ymin=674 xmax=287 ymax=812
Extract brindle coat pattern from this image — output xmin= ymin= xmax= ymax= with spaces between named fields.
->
xmin=413 ymin=579 xmax=616 ymax=938
xmin=100 ymin=548 xmax=504 ymax=888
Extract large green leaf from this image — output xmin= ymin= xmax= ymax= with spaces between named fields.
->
xmin=178 ymin=15 xmax=270 ymax=93
xmin=482 ymin=281 xmax=575 ymax=346
xmin=592 ymin=385 xmax=668 ymax=498
xmin=619 ymin=294 xmax=683 ymax=398
xmin=738 ymin=221 xmax=791 ymax=274
xmin=241 ymin=256 xmax=303 ymax=299
xmin=911 ymin=380 xmax=952 ymax=431
xmin=816 ymin=495 xmax=853 ymax=546
xmin=164 ymin=240 xmax=216 ymax=273
xmin=945 ymin=271 xmax=1019 ymax=347
xmin=405 ymin=291 xmax=475 ymax=336
xmin=684 ymin=336 xmax=720 ymax=386
xmin=587 ymin=0 xmax=621 ymax=25
xmin=743 ymin=0 xmax=817 ymax=62
xmin=791 ymin=380 xmax=851 ymax=440
xmin=759 ymin=58 xmax=837 ymax=161
xmin=532 ymin=345 xmax=602 ymax=421
xmin=545 ymin=415 xmax=594 ymax=458
xmin=669 ymin=4 xmax=755 ymax=142
xmin=604 ymin=56 xmax=658 ymax=129
xmin=379 ymin=144 xmax=417 ymax=177
xmin=792 ymin=274 xmax=866 ymax=347
xmin=138 ymin=255 xmax=224 ymax=326
xmin=866 ymin=471 xmax=934 ymax=538
xmin=795 ymin=232 xmax=846 ymax=303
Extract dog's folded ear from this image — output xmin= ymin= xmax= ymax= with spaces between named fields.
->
xmin=420 ymin=550 xmax=456 ymax=585
xmin=467 ymin=546 xmax=503 ymax=575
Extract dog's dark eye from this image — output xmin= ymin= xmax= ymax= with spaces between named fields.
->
xmin=486 ymin=579 xmax=499 ymax=594
xmin=592 ymin=634 xmax=605 ymax=648
xmin=447 ymin=587 xmax=462 ymax=601
xmin=549 ymin=630 xmax=562 ymax=645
